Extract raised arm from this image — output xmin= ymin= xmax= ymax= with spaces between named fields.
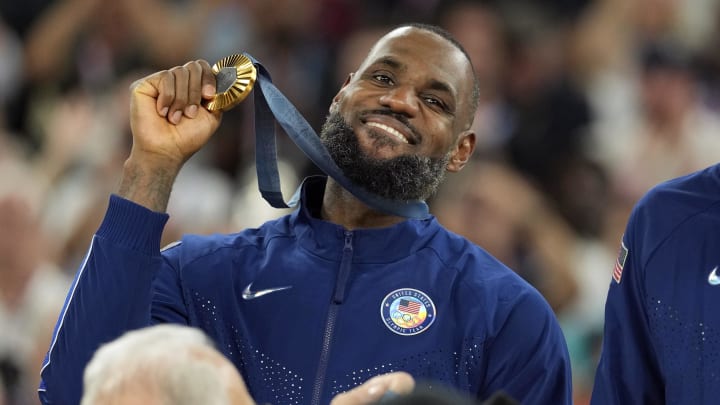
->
xmin=38 ymin=60 xmax=221 ymax=404
xmin=121 ymin=59 xmax=221 ymax=210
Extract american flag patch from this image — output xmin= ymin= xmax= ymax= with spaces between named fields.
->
xmin=398 ymin=299 xmax=422 ymax=314
xmin=613 ymin=240 xmax=628 ymax=283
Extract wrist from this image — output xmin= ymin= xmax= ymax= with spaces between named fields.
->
xmin=118 ymin=157 xmax=180 ymax=212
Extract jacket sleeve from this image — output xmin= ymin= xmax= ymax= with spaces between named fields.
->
xmin=591 ymin=223 xmax=664 ymax=404
xmin=482 ymin=287 xmax=573 ymax=405
xmin=37 ymin=195 xmax=175 ymax=405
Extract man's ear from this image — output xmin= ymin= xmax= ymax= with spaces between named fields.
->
xmin=447 ymin=131 xmax=476 ymax=172
xmin=330 ymin=73 xmax=354 ymax=112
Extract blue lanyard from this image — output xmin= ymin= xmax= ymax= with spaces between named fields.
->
xmin=245 ymin=54 xmax=430 ymax=219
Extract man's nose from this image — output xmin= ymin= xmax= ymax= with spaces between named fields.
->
xmin=379 ymin=86 xmax=420 ymax=117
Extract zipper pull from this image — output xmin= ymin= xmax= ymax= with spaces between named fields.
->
xmin=333 ymin=231 xmax=354 ymax=304
xmin=344 ymin=231 xmax=353 ymax=251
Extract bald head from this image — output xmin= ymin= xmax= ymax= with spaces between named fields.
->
xmin=359 ymin=24 xmax=480 ymax=128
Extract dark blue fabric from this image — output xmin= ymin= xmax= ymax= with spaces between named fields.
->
xmin=592 ymin=163 xmax=720 ymax=404
xmin=39 ymin=180 xmax=572 ymax=405
xmin=247 ymin=54 xmax=430 ymax=219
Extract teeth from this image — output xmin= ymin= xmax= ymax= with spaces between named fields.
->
xmin=367 ymin=122 xmax=409 ymax=144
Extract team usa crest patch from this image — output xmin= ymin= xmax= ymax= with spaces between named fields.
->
xmin=613 ymin=240 xmax=629 ymax=283
xmin=381 ymin=288 xmax=436 ymax=336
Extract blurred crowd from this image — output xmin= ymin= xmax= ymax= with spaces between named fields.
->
xmin=2 ymin=0 xmax=720 ymax=404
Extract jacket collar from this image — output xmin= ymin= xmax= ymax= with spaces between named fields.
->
xmin=289 ymin=176 xmax=440 ymax=263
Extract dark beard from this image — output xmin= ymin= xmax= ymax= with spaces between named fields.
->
xmin=319 ymin=111 xmax=449 ymax=201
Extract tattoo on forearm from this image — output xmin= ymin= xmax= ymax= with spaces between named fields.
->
xmin=118 ymin=163 xmax=176 ymax=212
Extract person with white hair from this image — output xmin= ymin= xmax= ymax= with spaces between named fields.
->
xmin=80 ymin=324 xmax=254 ymax=405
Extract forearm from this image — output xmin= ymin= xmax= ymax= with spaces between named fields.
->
xmin=118 ymin=157 xmax=180 ymax=213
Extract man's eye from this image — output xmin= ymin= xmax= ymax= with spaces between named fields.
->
xmin=373 ymin=74 xmax=393 ymax=85
xmin=424 ymin=96 xmax=445 ymax=109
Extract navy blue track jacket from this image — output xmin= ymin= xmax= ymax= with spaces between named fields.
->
xmin=39 ymin=177 xmax=571 ymax=405
xmin=592 ymin=163 xmax=720 ymax=404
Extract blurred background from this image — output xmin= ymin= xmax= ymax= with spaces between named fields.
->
xmin=2 ymin=0 xmax=720 ymax=403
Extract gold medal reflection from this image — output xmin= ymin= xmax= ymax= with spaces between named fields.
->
xmin=203 ymin=54 xmax=257 ymax=112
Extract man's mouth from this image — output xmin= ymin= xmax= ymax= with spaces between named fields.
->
xmin=366 ymin=122 xmax=410 ymax=144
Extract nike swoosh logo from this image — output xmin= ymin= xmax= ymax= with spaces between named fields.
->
xmin=708 ymin=266 xmax=720 ymax=286
xmin=242 ymin=282 xmax=292 ymax=300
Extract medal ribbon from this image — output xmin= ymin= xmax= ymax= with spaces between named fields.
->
xmin=244 ymin=54 xmax=430 ymax=219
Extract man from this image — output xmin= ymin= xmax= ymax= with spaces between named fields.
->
xmin=592 ymin=163 xmax=720 ymax=404
xmin=39 ymin=24 xmax=571 ymax=404
xmin=81 ymin=324 xmax=414 ymax=405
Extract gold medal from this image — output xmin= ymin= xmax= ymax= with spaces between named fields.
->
xmin=203 ymin=54 xmax=257 ymax=112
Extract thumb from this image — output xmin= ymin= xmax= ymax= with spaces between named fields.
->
xmin=330 ymin=372 xmax=415 ymax=405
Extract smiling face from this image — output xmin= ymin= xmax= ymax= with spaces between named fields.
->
xmin=321 ymin=26 xmax=477 ymax=201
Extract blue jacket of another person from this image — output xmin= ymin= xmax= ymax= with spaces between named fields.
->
xmin=593 ymin=163 xmax=720 ymax=404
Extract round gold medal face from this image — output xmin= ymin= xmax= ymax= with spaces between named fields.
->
xmin=203 ymin=54 xmax=257 ymax=112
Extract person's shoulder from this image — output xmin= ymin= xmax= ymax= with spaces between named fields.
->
xmin=644 ymin=163 xmax=720 ymax=206
xmin=428 ymin=224 xmax=508 ymax=270
xmin=441 ymin=231 xmax=558 ymax=342
xmin=429 ymin=223 xmax=536 ymax=298
xmin=161 ymin=214 xmax=295 ymax=259
xmin=622 ymin=163 xmax=720 ymax=271
xmin=633 ymin=163 xmax=720 ymax=230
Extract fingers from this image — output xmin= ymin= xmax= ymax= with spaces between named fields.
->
xmin=142 ymin=60 xmax=216 ymax=125
xmin=184 ymin=61 xmax=203 ymax=119
xmin=330 ymin=372 xmax=415 ymax=405
xmin=383 ymin=371 xmax=414 ymax=396
xmin=200 ymin=59 xmax=216 ymax=100
xmin=168 ymin=67 xmax=187 ymax=124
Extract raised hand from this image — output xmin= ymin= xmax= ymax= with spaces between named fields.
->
xmin=121 ymin=60 xmax=222 ymax=211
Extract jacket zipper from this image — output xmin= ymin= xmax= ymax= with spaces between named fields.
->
xmin=311 ymin=231 xmax=354 ymax=405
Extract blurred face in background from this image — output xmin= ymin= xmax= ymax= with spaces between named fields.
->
xmin=443 ymin=3 xmax=506 ymax=99
xmin=633 ymin=0 xmax=680 ymax=39
xmin=640 ymin=64 xmax=694 ymax=128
